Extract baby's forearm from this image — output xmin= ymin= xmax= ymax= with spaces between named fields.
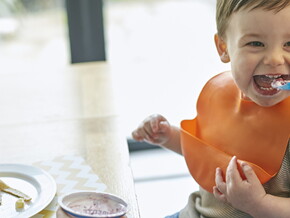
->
xmin=160 ymin=126 xmax=182 ymax=155
xmin=250 ymin=194 xmax=290 ymax=218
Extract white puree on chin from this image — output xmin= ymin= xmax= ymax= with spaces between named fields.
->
xmin=67 ymin=194 xmax=126 ymax=215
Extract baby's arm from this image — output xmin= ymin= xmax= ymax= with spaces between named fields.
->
xmin=131 ymin=114 xmax=182 ymax=154
xmin=213 ymin=156 xmax=290 ymax=218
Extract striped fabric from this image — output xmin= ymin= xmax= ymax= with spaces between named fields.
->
xmin=179 ymin=141 xmax=290 ymax=218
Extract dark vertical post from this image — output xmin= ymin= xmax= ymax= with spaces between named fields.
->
xmin=66 ymin=0 xmax=106 ymax=63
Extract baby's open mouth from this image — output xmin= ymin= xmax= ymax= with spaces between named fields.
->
xmin=253 ymin=75 xmax=290 ymax=91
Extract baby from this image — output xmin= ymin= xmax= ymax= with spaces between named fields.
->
xmin=132 ymin=0 xmax=290 ymax=217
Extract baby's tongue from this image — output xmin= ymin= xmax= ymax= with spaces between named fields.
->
xmin=253 ymin=75 xmax=274 ymax=88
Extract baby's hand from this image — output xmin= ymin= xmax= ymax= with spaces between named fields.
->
xmin=213 ymin=156 xmax=266 ymax=215
xmin=131 ymin=114 xmax=171 ymax=146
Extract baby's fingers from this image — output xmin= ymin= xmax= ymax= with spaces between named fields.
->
xmin=132 ymin=129 xmax=141 ymax=140
xmin=213 ymin=186 xmax=227 ymax=203
xmin=226 ymin=156 xmax=243 ymax=184
xmin=149 ymin=114 xmax=167 ymax=133
xmin=131 ymin=129 xmax=144 ymax=141
xmin=215 ymin=168 xmax=227 ymax=194
xmin=214 ymin=168 xmax=228 ymax=203
xmin=159 ymin=121 xmax=170 ymax=133
xmin=132 ymin=127 xmax=151 ymax=142
xmin=150 ymin=117 xmax=159 ymax=133
xmin=241 ymin=162 xmax=260 ymax=185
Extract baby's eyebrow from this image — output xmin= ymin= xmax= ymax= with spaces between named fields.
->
xmin=240 ymin=33 xmax=262 ymax=39
xmin=238 ymin=33 xmax=264 ymax=44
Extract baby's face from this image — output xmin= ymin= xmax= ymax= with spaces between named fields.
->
xmin=224 ymin=6 xmax=290 ymax=107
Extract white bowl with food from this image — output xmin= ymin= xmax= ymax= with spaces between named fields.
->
xmin=58 ymin=191 xmax=129 ymax=218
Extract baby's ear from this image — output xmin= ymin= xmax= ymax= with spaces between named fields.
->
xmin=214 ymin=34 xmax=230 ymax=63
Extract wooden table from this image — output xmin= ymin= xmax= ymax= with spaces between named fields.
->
xmin=0 ymin=62 xmax=140 ymax=218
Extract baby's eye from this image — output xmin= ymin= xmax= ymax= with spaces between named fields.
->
xmin=284 ymin=41 xmax=290 ymax=47
xmin=246 ymin=41 xmax=264 ymax=47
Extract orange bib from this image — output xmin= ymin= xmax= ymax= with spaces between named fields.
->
xmin=181 ymin=72 xmax=290 ymax=193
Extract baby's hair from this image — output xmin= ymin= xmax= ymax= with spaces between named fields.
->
xmin=216 ymin=0 xmax=290 ymax=38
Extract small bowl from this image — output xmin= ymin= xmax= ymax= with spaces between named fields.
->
xmin=58 ymin=191 xmax=129 ymax=218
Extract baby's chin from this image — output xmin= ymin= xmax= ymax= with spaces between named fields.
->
xmin=251 ymin=95 xmax=287 ymax=107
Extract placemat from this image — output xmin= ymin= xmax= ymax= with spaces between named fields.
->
xmin=31 ymin=155 xmax=107 ymax=218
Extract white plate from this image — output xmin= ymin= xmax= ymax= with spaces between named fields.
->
xmin=0 ymin=163 xmax=56 ymax=218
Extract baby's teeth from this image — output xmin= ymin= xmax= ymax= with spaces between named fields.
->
xmin=260 ymin=86 xmax=274 ymax=91
xmin=265 ymin=75 xmax=280 ymax=78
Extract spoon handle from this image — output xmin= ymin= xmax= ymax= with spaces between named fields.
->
xmin=277 ymin=82 xmax=290 ymax=90
xmin=272 ymin=80 xmax=290 ymax=90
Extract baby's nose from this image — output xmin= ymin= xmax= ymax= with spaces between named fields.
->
xmin=263 ymin=48 xmax=285 ymax=66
